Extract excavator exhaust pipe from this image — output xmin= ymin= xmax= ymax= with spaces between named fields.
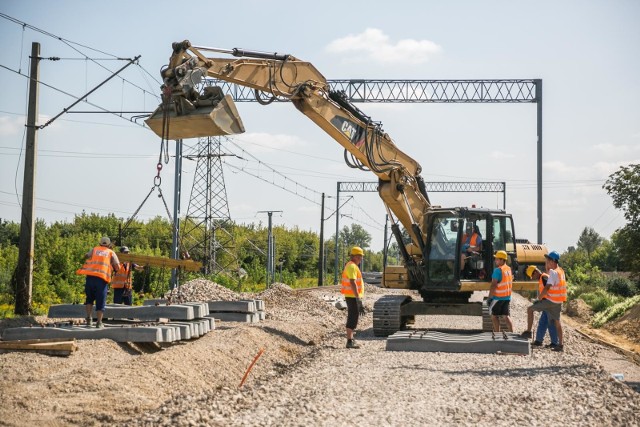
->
xmin=146 ymin=93 xmax=245 ymax=140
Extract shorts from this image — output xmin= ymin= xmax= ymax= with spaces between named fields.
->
xmin=113 ymin=287 xmax=133 ymax=305
xmin=490 ymin=299 xmax=510 ymax=316
xmin=345 ymin=297 xmax=360 ymax=330
xmin=84 ymin=275 xmax=109 ymax=311
xmin=530 ymin=299 xmax=562 ymax=321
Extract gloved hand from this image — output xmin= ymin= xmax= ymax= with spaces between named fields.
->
xmin=356 ymin=298 xmax=366 ymax=316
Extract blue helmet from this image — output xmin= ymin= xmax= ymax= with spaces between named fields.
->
xmin=544 ymin=251 xmax=560 ymax=262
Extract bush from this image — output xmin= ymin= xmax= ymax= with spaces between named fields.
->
xmin=606 ymin=276 xmax=638 ymax=297
xmin=579 ymin=289 xmax=624 ymax=313
xmin=591 ymin=294 xmax=640 ymax=328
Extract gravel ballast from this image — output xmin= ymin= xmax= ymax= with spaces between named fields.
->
xmin=1 ymin=280 xmax=638 ymax=426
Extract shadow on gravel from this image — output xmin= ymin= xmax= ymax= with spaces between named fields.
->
xmin=625 ymin=381 xmax=640 ymax=393
xmin=262 ymin=326 xmax=314 ymax=346
xmin=390 ymin=363 xmax=593 ymax=378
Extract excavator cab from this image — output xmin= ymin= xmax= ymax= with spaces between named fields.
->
xmin=421 ymin=208 xmax=518 ymax=293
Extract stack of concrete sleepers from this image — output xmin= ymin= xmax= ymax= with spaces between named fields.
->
xmin=206 ymin=299 xmax=265 ymax=323
xmin=0 ymin=303 xmax=215 ymax=343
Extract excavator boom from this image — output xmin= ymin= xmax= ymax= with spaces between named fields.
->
xmin=153 ymin=41 xmax=431 ymax=254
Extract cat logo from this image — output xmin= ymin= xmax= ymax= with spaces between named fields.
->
xmin=330 ymin=116 xmax=365 ymax=148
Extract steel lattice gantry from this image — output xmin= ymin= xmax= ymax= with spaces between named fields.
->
xmin=181 ymin=136 xmax=238 ymax=275
xmin=211 ymin=78 xmax=543 ymax=243
xmin=332 ymin=181 xmax=507 ymax=284
xmin=185 ymin=79 xmax=542 ymax=278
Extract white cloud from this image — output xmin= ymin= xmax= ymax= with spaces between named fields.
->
xmin=490 ymin=151 xmax=515 ymax=159
xmin=0 ymin=116 xmax=24 ymax=136
xmin=591 ymin=143 xmax=640 ymax=159
xmin=325 ymin=28 xmax=442 ymax=65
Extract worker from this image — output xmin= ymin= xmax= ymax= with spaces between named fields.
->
xmin=341 ymin=246 xmax=366 ymax=349
xmin=520 ymin=251 xmax=566 ymax=351
xmin=111 ymin=246 xmax=143 ymax=306
xmin=76 ymin=236 xmax=120 ymax=328
xmin=460 ymin=223 xmax=482 ymax=275
xmin=525 ymin=265 xmax=559 ymax=348
xmin=487 ymin=250 xmax=514 ymax=333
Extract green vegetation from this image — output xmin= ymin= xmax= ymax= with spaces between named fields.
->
xmin=591 ymin=294 xmax=640 ymax=328
xmin=0 ymin=214 xmax=382 ymax=315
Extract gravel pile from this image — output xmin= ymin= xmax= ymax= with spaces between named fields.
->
xmin=164 ymin=278 xmax=243 ymax=303
xmin=127 ymin=291 xmax=640 ymax=427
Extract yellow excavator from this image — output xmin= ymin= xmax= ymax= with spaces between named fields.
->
xmin=147 ymin=40 xmax=547 ymax=335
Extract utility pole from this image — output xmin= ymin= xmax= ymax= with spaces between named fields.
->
xmin=170 ymin=139 xmax=183 ymax=289
xmin=258 ymin=210 xmax=281 ymax=286
xmin=318 ymin=193 xmax=325 ymax=286
xmin=15 ymin=42 xmax=40 ymax=315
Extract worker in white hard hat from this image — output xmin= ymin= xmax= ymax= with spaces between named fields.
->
xmin=341 ymin=246 xmax=366 ymax=349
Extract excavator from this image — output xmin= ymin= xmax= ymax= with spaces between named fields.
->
xmin=147 ymin=40 xmax=547 ymax=336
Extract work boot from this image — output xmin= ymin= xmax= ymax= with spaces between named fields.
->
xmin=532 ymin=340 xmax=543 ymax=347
xmin=346 ymin=339 xmax=360 ymax=349
xmin=550 ymin=344 xmax=564 ymax=352
xmin=95 ymin=322 xmax=105 ymax=329
xmin=85 ymin=317 xmax=93 ymax=327
xmin=519 ymin=331 xmax=532 ymax=339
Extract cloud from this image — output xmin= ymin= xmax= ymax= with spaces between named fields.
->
xmin=591 ymin=143 xmax=640 ymax=159
xmin=325 ymin=28 xmax=442 ymax=65
xmin=490 ymin=151 xmax=515 ymax=160
xmin=0 ymin=116 xmax=24 ymax=136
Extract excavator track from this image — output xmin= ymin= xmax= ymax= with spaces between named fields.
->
xmin=373 ymin=295 xmax=412 ymax=337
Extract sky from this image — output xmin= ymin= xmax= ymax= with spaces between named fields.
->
xmin=0 ymin=0 xmax=638 ymax=255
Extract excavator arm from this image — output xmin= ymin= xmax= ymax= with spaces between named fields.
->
xmin=151 ymin=41 xmax=432 ymax=256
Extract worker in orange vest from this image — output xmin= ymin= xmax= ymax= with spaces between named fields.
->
xmin=520 ymin=251 xmax=566 ymax=351
xmin=460 ymin=222 xmax=482 ymax=276
xmin=487 ymin=250 xmax=514 ymax=333
xmin=525 ymin=265 xmax=559 ymax=348
xmin=76 ymin=236 xmax=120 ymax=328
xmin=111 ymin=246 xmax=143 ymax=305
xmin=341 ymin=246 xmax=366 ymax=349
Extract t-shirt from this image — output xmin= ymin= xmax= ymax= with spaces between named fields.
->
xmin=343 ymin=262 xmax=360 ymax=280
xmin=543 ymin=269 xmax=560 ymax=303
xmin=491 ymin=267 xmax=511 ymax=301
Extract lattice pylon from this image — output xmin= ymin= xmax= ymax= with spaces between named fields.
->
xmin=181 ymin=136 xmax=238 ymax=275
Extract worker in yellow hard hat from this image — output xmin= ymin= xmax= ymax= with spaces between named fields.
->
xmin=341 ymin=246 xmax=366 ymax=349
xmin=487 ymin=250 xmax=514 ymax=333
xmin=524 ymin=265 xmax=558 ymax=348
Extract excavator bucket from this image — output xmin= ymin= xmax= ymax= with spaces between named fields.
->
xmin=145 ymin=94 xmax=245 ymax=140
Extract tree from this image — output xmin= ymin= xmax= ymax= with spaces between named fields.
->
xmin=604 ymin=164 xmax=640 ymax=277
xmin=340 ymin=224 xmax=372 ymax=250
xmin=603 ymin=164 xmax=640 ymax=228
xmin=577 ymin=227 xmax=603 ymax=260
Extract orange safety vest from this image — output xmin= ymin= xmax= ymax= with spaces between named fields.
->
xmin=537 ymin=272 xmax=550 ymax=297
xmin=462 ymin=233 xmax=479 ymax=249
xmin=546 ymin=266 xmax=567 ymax=303
xmin=341 ymin=261 xmax=364 ymax=298
xmin=76 ymin=246 xmax=115 ymax=283
xmin=494 ymin=264 xmax=513 ymax=298
xmin=111 ymin=263 xmax=132 ymax=289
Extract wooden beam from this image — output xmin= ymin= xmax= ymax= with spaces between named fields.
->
xmin=117 ymin=253 xmax=202 ymax=271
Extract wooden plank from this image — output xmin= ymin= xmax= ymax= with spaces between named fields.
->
xmin=117 ymin=253 xmax=202 ymax=271
xmin=0 ymin=339 xmax=78 ymax=352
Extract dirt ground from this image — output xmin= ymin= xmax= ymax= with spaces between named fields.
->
xmin=0 ymin=285 xmax=638 ymax=427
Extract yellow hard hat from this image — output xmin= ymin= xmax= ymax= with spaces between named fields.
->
xmin=525 ymin=265 xmax=539 ymax=279
xmin=494 ymin=250 xmax=508 ymax=260
xmin=350 ymin=246 xmax=364 ymax=256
